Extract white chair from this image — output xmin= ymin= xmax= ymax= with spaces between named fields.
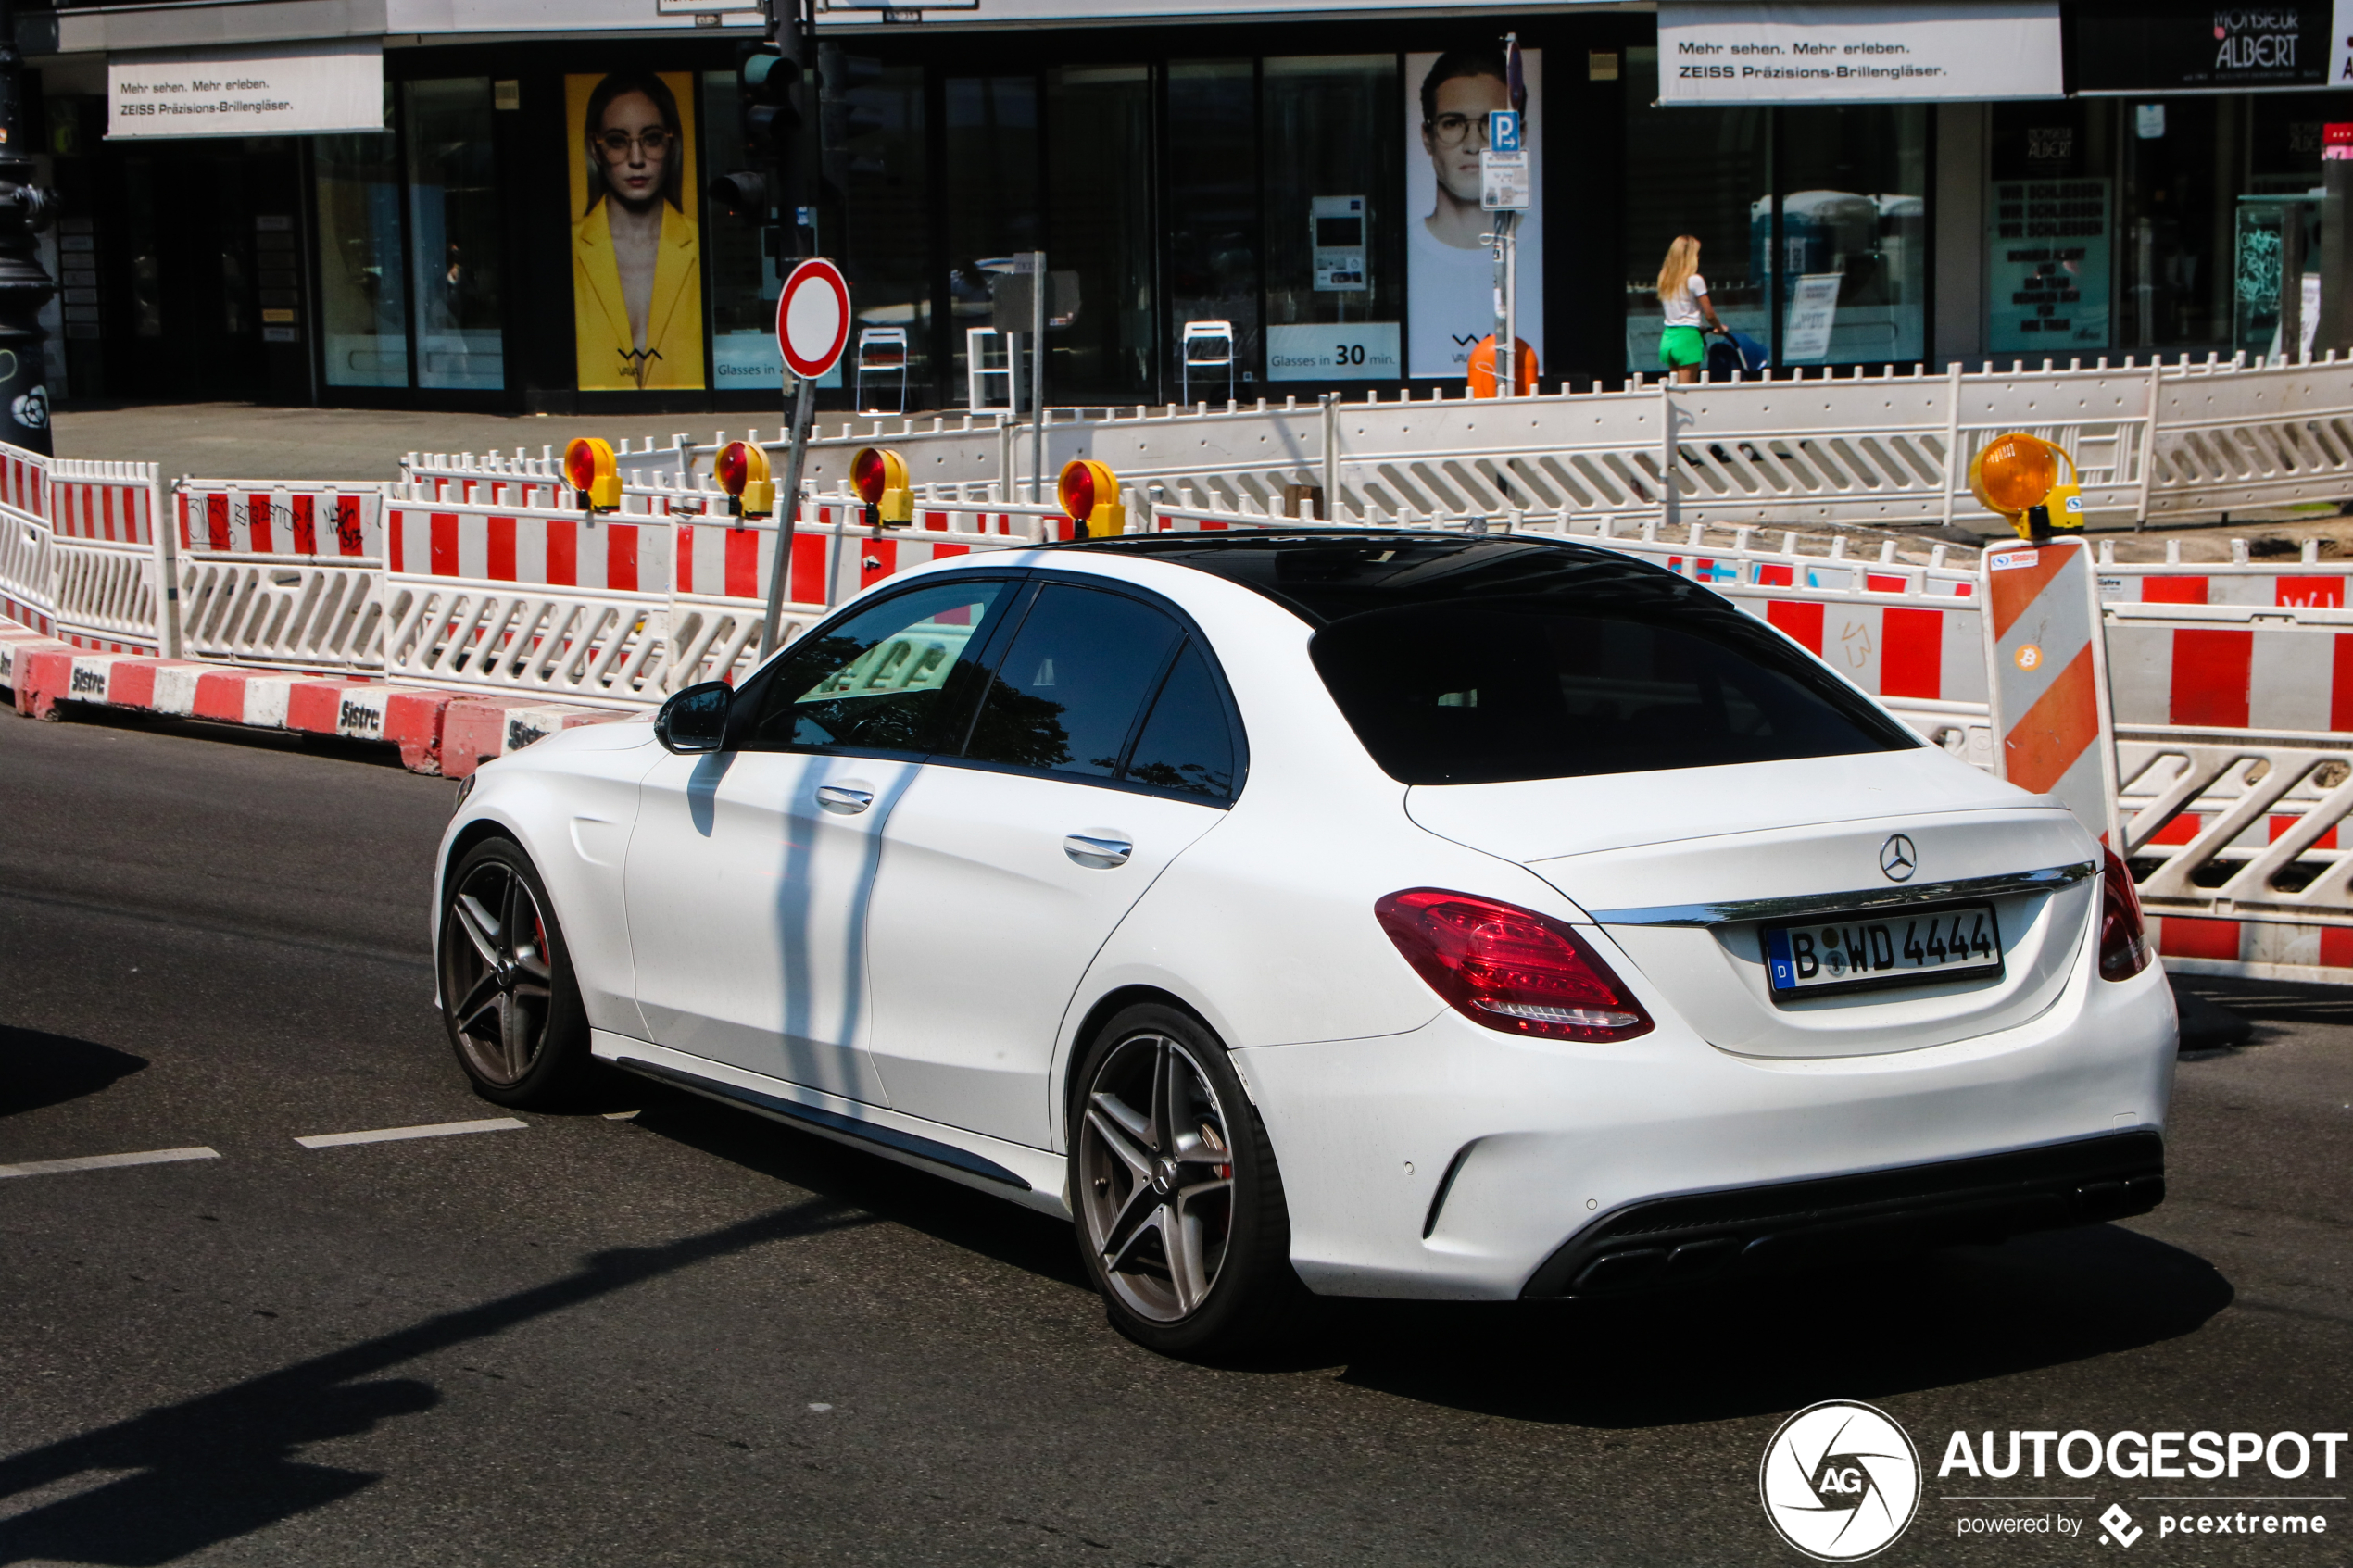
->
xmin=858 ymin=328 xmax=910 ymax=414
xmin=1180 ymin=320 xmax=1235 ymax=406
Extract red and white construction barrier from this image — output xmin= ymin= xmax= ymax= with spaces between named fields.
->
xmin=0 ymin=617 xmax=623 ymax=777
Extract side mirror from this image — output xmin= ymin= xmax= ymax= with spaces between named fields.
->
xmin=655 ymin=680 xmax=733 ymax=754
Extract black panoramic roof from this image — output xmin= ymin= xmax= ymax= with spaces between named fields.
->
xmin=1063 ymin=530 xmax=1721 ymax=627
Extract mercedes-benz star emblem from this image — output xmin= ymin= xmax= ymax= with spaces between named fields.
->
xmin=1879 ymin=834 xmax=1918 ymax=883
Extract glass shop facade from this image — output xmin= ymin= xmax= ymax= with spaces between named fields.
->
xmin=31 ymin=0 xmax=2353 ymax=414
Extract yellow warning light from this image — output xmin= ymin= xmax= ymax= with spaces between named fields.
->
xmin=1058 ymin=458 xmax=1126 ymax=539
xmin=850 ymin=445 xmax=914 ymax=527
xmin=715 ymin=440 xmax=775 ymax=518
xmin=564 ymin=437 xmax=622 ymax=513
xmin=1969 ymin=432 xmax=2085 ymax=539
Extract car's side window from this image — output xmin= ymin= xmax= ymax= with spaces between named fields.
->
xmin=738 ymin=579 xmax=1016 ymax=754
xmin=960 ymin=583 xmax=1183 ymax=781
xmin=1121 ymin=640 xmax=1237 ymax=802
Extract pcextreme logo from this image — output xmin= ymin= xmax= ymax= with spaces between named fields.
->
xmin=1760 ymin=1400 xmax=1923 ymax=1561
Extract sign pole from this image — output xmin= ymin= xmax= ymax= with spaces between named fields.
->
xmin=766 ymin=254 xmax=851 ymax=655
xmin=761 ymin=373 xmax=816 ymax=657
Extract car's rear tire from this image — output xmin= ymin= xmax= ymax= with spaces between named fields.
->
xmin=1069 ymin=1002 xmax=1313 ymax=1358
xmin=438 ymin=837 xmax=595 ymax=1109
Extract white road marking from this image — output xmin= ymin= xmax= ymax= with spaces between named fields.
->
xmin=601 ymin=1110 xmax=640 ymax=1121
xmin=294 ymin=1117 xmax=526 ymax=1150
xmin=0 ymin=1147 xmax=221 ymax=1180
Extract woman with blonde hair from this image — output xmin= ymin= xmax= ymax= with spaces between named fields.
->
xmin=1656 ymin=234 xmax=1726 ymax=383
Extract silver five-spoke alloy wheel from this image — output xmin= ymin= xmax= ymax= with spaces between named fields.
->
xmin=441 ymin=857 xmax=557 ymax=1088
xmin=1077 ymin=1031 xmax=1237 ymax=1323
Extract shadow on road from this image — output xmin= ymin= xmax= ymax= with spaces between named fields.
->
xmin=2173 ymin=973 xmax=2353 ymax=1031
xmin=0 ymin=1026 xmax=146 ymax=1118
xmin=625 ymin=1085 xmax=1089 ymax=1293
xmin=619 ymin=1082 xmax=2233 ymax=1429
xmin=1326 ymin=1223 xmax=2232 ymax=1426
xmin=0 ymin=1198 xmax=870 ymax=1567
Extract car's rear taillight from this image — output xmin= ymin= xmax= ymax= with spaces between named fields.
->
xmin=2098 ymin=847 xmax=2152 ymax=981
xmin=1375 ymin=888 xmax=1654 ymax=1042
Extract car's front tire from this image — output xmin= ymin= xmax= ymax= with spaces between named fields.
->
xmin=438 ymin=837 xmax=595 ymax=1109
xmin=1070 ymin=1002 xmax=1311 ymax=1358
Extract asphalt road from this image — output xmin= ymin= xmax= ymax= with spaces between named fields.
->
xmin=1 ymin=710 xmax=2347 ymax=1567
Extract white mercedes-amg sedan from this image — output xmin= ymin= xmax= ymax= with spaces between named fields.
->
xmin=434 ymin=532 xmax=2177 ymax=1357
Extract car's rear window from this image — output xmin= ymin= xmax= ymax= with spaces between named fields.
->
xmin=1310 ymin=598 xmax=1919 ymax=785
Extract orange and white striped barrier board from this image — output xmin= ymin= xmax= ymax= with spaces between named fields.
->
xmin=1982 ymin=537 xmax=2121 ymax=846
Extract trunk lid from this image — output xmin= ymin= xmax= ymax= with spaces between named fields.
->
xmin=1407 ymin=750 xmax=2099 ymax=1059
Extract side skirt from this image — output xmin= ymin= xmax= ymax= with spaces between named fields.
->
xmin=591 ymin=1032 xmax=1073 ymax=1218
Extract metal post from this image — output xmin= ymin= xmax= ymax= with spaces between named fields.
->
xmin=2134 ymin=359 xmax=2162 ymax=531
xmin=0 ymin=0 xmax=54 ymax=456
xmin=1320 ymin=392 xmax=1340 ymax=519
xmin=1498 ymin=211 xmax=1518 ymax=398
xmin=760 ymin=374 xmax=817 ymax=656
xmin=151 ymin=470 xmax=182 ymax=658
xmin=1029 ymin=249 xmax=1047 ymax=504
xmin=1937 ymin=360 xmax=1964 ymax=533
xmin=1659 ymin=379 xmax=1678 ymax=530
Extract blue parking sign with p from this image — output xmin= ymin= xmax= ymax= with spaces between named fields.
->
xmin=1489 ymin=110 xmax=1520 ymax=153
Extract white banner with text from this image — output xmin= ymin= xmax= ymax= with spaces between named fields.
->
xmin=1658 ymin=1 xmax=2063 ymax=106
xmin=108 ymin=43 xmax=384 ymax=139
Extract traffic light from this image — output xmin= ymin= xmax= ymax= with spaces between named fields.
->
xmin=707 ymin=169 xmax=768 ymax=227
xmin=736 ymin=38 xmax=802 ymax=157
xmin=851 ymin=445 xmax=912 ymax=528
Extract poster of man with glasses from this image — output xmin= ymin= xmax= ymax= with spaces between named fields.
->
xmin=1406 ymin=48 xmax=1543 ymax=381
xmin=569 ymin=71 xmax=707 ymax=391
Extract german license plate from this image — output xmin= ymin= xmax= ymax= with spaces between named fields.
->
xmin=1764 ymin=902 xmax=2003 ymax=998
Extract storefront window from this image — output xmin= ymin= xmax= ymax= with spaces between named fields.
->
xmin=1263 ymin=55 xmax=1401 ymax=383
xmin=944 ymin=75 xmax=1039 ymax=404
xmin=315 ymin=116 xmax=408 ymax=389
xmin=1046 ymin=65 xmax=1153 ymax=399
xmin=1621 ymin=47 xmax=1768 ymax=373
xmin=2118 ymin=96 xmax=2238 ymax=354
xmin=1989 ymin=100 xmax=2115 ymax=356
xmin=827 ymin=57 xmax=929 ymax=399
xmin=1625 ymin=55 xmax=1923 ymax=372
xmin=1776 ymin=105 xmax=1927 ymax=367
xmin=702 ymin=69 xmax=777 ymax=391
xmin=1166 ymin=61 xmax=1259 ymax=384
xmin=405 ymin=78 xmax=504 ymax=391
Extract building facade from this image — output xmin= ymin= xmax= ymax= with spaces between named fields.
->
xmin=25 ymin=0 xmax=2353 ymax=413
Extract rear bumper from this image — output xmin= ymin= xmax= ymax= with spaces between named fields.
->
xmin=1519 ymin=1130 xmax=2164 ymax=1298
xmin=1233 ymin=939 xmax=2177 ymax=1301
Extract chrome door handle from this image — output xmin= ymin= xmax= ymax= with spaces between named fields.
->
xmin=1064 ymin=834 xmax=1132 ymax=868
xmin=815 ymin=784 xmax=875 ymax=814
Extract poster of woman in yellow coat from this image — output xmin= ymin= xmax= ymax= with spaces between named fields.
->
xmin=569 ymin=71 xmax=706 ymax=391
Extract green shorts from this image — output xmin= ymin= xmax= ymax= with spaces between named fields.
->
xmin=1660 ymin=325 xmax=1707 ymax=370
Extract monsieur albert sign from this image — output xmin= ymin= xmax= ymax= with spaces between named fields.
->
xmin=107 ymin=43 xmax=384 ymax=140
xmin=1658 ymin=1 xmax=2064 ymax=105
xmin=2070 ymin=1 xmax=2332 ymax=93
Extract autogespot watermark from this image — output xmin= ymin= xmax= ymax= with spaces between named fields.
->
xmin=1761 ymin=1405 xmax=2348 ymax=1556
xmin=1760 ymin=1401 xmax=1924 ymax=1561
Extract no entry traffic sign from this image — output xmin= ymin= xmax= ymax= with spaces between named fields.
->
xmin=776 ymin=258 xmax=851 ymax=381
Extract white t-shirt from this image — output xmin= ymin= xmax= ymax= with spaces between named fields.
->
xmin=1661 ymin=274 xmax=1709 ymax=330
